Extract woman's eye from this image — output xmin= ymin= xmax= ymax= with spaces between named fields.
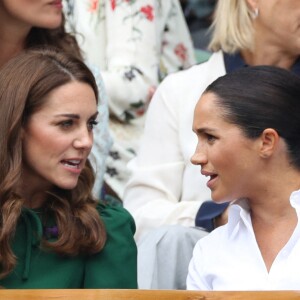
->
xmin=88 ymin=120 xmax=98 ymax=131
xmin=59 ymin=120 xmax=73 ymax=129
xmin=206 ymin=134 xmax=216 ymax=143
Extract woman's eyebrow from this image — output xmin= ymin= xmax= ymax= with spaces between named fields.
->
xmin=193 ymin=127 xmax=216 ymax=135
xmin=54 ymin=111 xmax=98 ymax=119
xmin=55 ymin=113 xmax=80 ymax=119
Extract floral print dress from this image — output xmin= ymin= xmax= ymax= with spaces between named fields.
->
xmin=64 ymin=0 xmax=196 ymax=198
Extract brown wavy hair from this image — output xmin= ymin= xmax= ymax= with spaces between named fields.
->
xmin=0 ymin=49 xmax=106 ymax=279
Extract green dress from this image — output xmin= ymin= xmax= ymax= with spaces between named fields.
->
xmin=0 ymin=203 xmax=137 ymax=289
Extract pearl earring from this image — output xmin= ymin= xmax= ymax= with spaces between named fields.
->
xmin=252 ymin=8 xmax=259 ymax=19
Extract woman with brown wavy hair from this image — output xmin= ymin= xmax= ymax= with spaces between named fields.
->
xmin=0 ymin=48 xmax=137 ymax=288
xmin=0 ymin=0 xmax=112 ymax=197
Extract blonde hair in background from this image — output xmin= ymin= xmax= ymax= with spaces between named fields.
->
xmin=208 ymin=0 xmax=254 ymax=54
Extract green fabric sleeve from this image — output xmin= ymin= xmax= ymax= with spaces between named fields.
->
xmin=84 ymin=204 xmax=138 ymax=288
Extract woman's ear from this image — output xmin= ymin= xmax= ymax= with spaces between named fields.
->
xmin=259 ymin=128 xmax=279 ymax=159
xmin=245 ymin=0 xmax=259 ymax=11
xmin=245 ymin=0 xmax=258 ymax=13
xmin=245 ymin=0 xmax=259 ymax=19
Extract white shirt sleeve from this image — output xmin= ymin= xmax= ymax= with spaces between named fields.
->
xmin=123 ymin=53 xmax=227 ymax=242
xmin=123 ymin=74 xmax=201 ymax=241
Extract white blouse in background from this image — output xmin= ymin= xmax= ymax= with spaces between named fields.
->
xmin=64 ymin=0 xmax=196 ymax=197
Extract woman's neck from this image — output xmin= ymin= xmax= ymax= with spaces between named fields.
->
xmin=240 ymin=26 xmax=299 ymax=70
xmin=0 ymin=42 xmax=23 ymax=68
xmin=0 ymin=21 xmax=30 ymax=68
xmin=22 ymin=192 xmax=48 ymax=210
xmin=249 ymin=175 xmax=300 ymax=272
xmin=18 ymin=179 xmax=52 ymax=210
xmin=249 ymin=170 xmax=300 ymax=224
xmin=241 ymin=47 xmax=298 ymax=70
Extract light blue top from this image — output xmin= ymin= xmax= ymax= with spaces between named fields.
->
xmin=87 ymin=63 xmax=113 ymax=198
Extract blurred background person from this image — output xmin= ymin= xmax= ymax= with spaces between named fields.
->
xmin=123 ymin=0 xmax=300 ymax=289
xmin=180 ymin=0 xmax=216 ymax=51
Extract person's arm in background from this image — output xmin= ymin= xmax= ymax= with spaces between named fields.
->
xmin=66 ymin=0 xmax=196 ymax=122
xmin=123 ymin=52 xmax=229 ymax=242
xmin=123 ymin=73 xmax=203 ymax=242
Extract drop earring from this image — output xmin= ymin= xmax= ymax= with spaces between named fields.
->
xmin=252 ymin=8 xmax=259 ymax=19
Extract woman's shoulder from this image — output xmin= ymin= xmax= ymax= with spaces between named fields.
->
xmin=195 ymin=223 xmax=229 ymax=256
xmin=96 ymin=202 xmax=136 ymax=234
xmin=84 ymin=202 xmax=137 ymax=289
xmin=161 ymin=51 xmax=225 ymax=89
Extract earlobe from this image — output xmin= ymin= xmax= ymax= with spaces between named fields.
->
xmin=246 ymin=0 xmax=259 ymax=19
xmin=259 ymin=128 xmax=279 ymax=159
xmin=246 ymin=0 xmax=258 ymax=11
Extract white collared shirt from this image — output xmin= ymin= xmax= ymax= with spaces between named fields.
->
xmin=187 ymin=190 xmax=300 ymax=290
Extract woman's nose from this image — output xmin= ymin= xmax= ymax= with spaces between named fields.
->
xmin=73 ymin=128 xmax=93 ymax=150
xmin=190 ymin=147 xmax=207 ymax=166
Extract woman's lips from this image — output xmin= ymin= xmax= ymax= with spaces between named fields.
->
xmin=207 ymin=174 xmax=218 ymax=189
xmin=50 ymin=0 xmax=63 ymax=8
xmin=61 ymin=159 xmax=83 ymax=174
xmin=201 ymin=170 xmax=218 ymax=189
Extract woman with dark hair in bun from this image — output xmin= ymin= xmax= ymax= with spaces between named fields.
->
xmin=188 ymin=66 xmax=300 ymax=290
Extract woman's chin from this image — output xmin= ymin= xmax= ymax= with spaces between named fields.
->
xmin=211 ymin=193 xmax=231 ymax=204
xmin=56 ymin=181 xmax=79 ymax=190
